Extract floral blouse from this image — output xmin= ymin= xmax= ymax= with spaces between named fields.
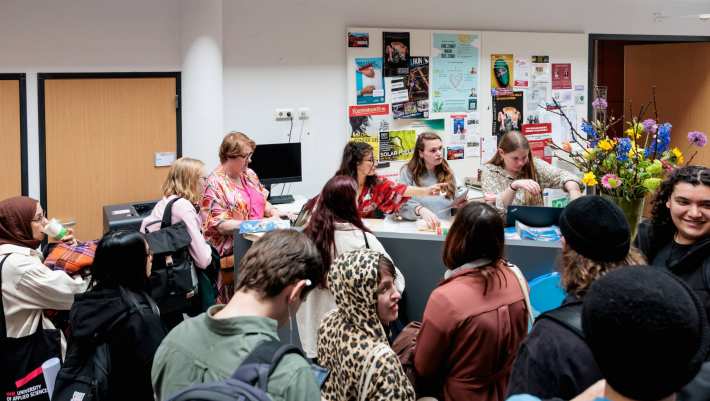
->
xmin=480 ymin=158 xmax=582 ymax=215
xmin=200 ymin=166 xmax=267 ymax=257
xmin=358 ymin=176 xmax=409 ymax=218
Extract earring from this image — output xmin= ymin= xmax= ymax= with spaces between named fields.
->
xmin=288 ymin=303 xmax=295 ymax=345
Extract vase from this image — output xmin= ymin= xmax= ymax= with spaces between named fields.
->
xmin=601 ymin=194 xmax=645 ymax=239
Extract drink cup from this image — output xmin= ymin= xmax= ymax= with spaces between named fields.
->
xmin=43 ymin=219 xmax=68 ymax=240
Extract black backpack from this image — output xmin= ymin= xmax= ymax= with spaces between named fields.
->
xmin=144 ymin=197 xmax=198 ymax=315
xmin=52 ymin=290 xmax=159 ymax=401
xmin=535 ymin=300 xmax=585 ymax=340
xmin=166 ymin=340 xmax=304 ymax=401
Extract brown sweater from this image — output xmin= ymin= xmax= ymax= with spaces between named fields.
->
xmin=413 ymin=266 xmax=528 ymax=401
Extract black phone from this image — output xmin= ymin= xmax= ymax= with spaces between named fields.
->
xmin=311 ymin=364 xmax=330 ymax=387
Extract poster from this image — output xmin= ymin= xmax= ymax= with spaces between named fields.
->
xmin=514 ymin=58 xmax=530 ymax=88
xmin=348 ymin=32 xmax=369 ymax=48
xmin=574 ymin=85 xmax=585 ymax=105
xmin=452 ymin=114 xmax=466 ymax=134
xmin=551 ymin=63 xmax=572 ymax=89
xmin=393 ymin=56 xmax=429 ymax=119
xmin=380 ymin=130 xmax=416 ymax=161
xmin=431 ymin=32 xmax=480 ymax=113
xmin=446 ymin=144 xmax=465 ymax=160
xmin=522 ymin=123 xmax=553 ymax=163
xmin=490 ymin=54 xmax=514 ymax=89
xmin=532 ymin=62 xmax=550 ymax=83
xmin=492 ymin=90 xmax=524 ymax=141
xmin=355 ymin=58 xmax=385 ymax=105
xmin=481 ymin=135 xmax=498 ymax=162
xmin=389 ymin=77 xmax=409 ymax=103
xmin=465 ymin=134 xmax=481 ymax=158
xmin=392 ymin=118 xmax=445 ymax=136
xmin=526 ymin=82 xmax=549 ymax=124
xmin=383 ymin=32 xmax=410 ymax=77
xmin=349 ymin=104 xmax=391 ymax=161
xmin=552 ymin=90 xmax=573 ymax=106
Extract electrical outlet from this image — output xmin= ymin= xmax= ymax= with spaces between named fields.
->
xmin=274 ymin=108 xmax=294 ymax=121
xmin=298 ymin=107 xmax=310 ymax=120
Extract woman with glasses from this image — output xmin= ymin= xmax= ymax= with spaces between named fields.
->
xmin=141 ymin=157 xmax=214 ymax=326
xmin=336 ymin=141 xmax=444 ymax=218
xmin=200 ymin=132 xmax=284 ymax=303
xmin=0 ymin=196 xmax=88 ymax=355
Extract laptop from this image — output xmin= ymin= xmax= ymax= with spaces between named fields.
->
xmin=506 ymin=205 xmax=564 ymax=227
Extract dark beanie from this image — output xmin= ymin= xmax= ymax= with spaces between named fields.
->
xmin=559 ymin=196 xmax=630 ymax=262
xmin=582 ymin=267 xmax=710 ymax=401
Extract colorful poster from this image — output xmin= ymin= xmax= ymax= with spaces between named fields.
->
xmin=348 ymin=32 xmax=369 ymax=48
xmin=522 ymin=123 xmax=553 ymax=163
xmin=379 ymin=130 xmax=416 ymax=161
xmin=492 ymin=90 xmax=524 ymax=141
xmin=446 ymin=145 xmax=465 ymax=160
xmin=452 ymin=114 xmax=466 ymax=134
xmin=490 ymin=54 xmax=514 ymax=89
xmin=355 ymin=58 xmax=385 ymax=105
xmin=514 ymin=58 xmax=530 ymax=88
xmin=349 ymin=104 xmax=391 ymax=161
xmin=383 ymin=32 xmax=410 ymax=77
xmin=551 ymin=63 xmax=572 ymax=89
xmin=431 ymin=32 xmax=480 ymax=113
xmin=393 ymin=56 xmax=429 ymax=119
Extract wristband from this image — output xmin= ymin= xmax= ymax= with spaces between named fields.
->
xmin=415 ymin=206 xmax=423 ymax=216
xmin=509 ymin=182 xmax=516 ymax=191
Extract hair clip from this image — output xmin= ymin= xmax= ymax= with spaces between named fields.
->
xmin=305 ymin=279 xmax=312 ymax=287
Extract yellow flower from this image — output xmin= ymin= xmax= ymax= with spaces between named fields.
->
xmin=625 ymin=122 xmax=644 ymax=139
xmin=582 ymin=172 xmax=598 ymax=187
xmin=672 ymin=147 xmax=684 ymax=164
xmin=628 ymin=142 xmax=644 ymax=159
xmin=598 ymin=139 xmax=614 ymax=151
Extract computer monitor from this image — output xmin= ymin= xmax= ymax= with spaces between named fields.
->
xmin=248 ymin=142 xmax=302 ymax=204
xmin=506 ymin=205 xmax=564 ymax=227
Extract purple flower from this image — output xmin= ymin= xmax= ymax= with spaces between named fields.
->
xmin=592 ymin=97 xmax=608 ymax=110
xmin=642 ymin=119 xmax=657 ymax=134
xmin=688 ymin=131 xmax=707 ymax=147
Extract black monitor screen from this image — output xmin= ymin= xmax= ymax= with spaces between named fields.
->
xmin=249 ymin=142 xmax=302 ymax=185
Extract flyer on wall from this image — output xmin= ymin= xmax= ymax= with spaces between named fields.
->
xmin=355 ymin=58 xmax=385 ymax=104
xmin=383 ymin=32 xmax=410 ymax=77
xmin=551 ymin=63 xmax=572 ymax=89
xmin=348 ymin=32 xmax=369 ymax=48
xmin=431 ymin=32 xmax=480 ymax=113
xmin=380 ymin=130 xmax=417 ymax=161
xmin=521 ymin=123 xmax=553 ymax=163
xmin=389 ymin=77 xmax=410 ymax=103
xmin=492 ymin=90 xmax=524 ymax=142
xmin=349 ymin=104 xmax=391 ymax=160
xmin=393 ymin=56 xmax=429 ymax=119
xmin=490 ymin=54 xmax=514 ymax=89
xmin=526 ymin=82 xmax=550 ymax=124
xmin=446 ymin=144 xmax=465 ymax=160
xmin=514 ymin=58 xmax=530 ymax=88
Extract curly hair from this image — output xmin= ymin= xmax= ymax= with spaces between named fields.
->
xmin=648 ymin=165 xmax=710 ymax=247
xmin=560 ymin=247 xmax=646 ymax=298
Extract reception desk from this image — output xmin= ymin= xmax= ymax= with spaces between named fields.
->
xmin=233 ymin=216 xmax=561 ymax=324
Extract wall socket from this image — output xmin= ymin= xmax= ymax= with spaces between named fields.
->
xmin=298 ymin=107 xmax=310 ymax=120
xmin=274 ymin=108 xmax=294 ymax=120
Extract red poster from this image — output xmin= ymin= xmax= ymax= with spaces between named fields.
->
xmin=522 ymin=123 xmax=553 ymax=163
xmin=348 ymin=104 xmax=390 ymax=117
xmin=551 ymin=63 xmax=572 ymax=89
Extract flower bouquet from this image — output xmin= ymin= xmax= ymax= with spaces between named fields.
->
xmin=545 ymin=88 xmax=707 ymax=236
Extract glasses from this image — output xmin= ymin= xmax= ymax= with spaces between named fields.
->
xmin=228 ymin=152 xmax=253 ymax=160
xmin=31 ymin=211 xmax=47 ymax=223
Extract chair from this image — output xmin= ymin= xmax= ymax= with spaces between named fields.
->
xmin=528 ymin=272 xmax=566 ymax=317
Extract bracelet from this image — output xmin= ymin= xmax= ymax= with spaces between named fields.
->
xmin=415 ymin=206 xmax=423 ymax=216
xmin=509 ymin=182 xmax=516 ymax=191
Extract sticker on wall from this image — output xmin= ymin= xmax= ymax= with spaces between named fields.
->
xmin=383 ymin=32 xmax=410 ymax=77
xmin=348 ymin=32 xmax=369 ymax=48
xmin=446 ymin=144 xmax=465 ymax=160
xmin=355 ymin=58 xmax=385 ymax=105
xmin=490 ymin=54 xmax=514 ymax=89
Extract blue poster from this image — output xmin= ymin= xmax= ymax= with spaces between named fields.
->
xmin=355 ymin=57 xmax=385 ymax=105
xmin=431 ymin=33 xmax=480 ymax=113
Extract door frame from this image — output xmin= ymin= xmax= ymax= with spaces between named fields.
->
xmin=0 ymin=73 xmax=28 ymax=196
xmin=37 ymin=71 xmax=182 ymax=211
xmin=587 ymin=34 xmax=710 ymax=119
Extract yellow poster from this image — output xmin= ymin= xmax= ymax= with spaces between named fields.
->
xmin=350 ymin=133 xmax=380 ymax=161
xmin=491 ymin=54 xmax=514 ymax=89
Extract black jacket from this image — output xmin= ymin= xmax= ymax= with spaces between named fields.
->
xmin=507 ymin=295 xmax=601 ymax=400
xmin=68 ymin=287 xmax=167 ymax=401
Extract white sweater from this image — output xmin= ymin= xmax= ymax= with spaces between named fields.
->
xmin=0 ymin=244 xmax=88 ymax=355
xmin=295 ymin=223 xmax=405 ymax=358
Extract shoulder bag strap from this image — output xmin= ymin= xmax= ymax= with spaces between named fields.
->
xmin=0 ymin=254 xmax=10 ymax=338
xmin=505 ymin=262 xmax=535 ymax=325
xmin=536 ymin=301 xmax=585 ymax=341
xmin=357 ymin=343 xmax=390 ymax=401
xmin=362 ymin=230 xmax=370 ymax=249
xmin=161 ymin=197 xmax=182 ymax=229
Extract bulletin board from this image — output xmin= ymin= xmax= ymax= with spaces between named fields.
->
xmin=346 ymin=28 xmax=588 ymax=181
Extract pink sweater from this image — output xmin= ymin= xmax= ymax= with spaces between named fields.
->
xmin=140 ymin=196 xmax=212 ymax=269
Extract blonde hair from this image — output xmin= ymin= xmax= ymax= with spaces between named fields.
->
xmin=219 ymin=131 xmax=256 ymax=164
xmin=560 ymin=247 xmax=646 ymax=298
xmin=488 ymin=131 xmax=541 ymax=205
xmin=162 ymin=157 xmax=205 ymax=205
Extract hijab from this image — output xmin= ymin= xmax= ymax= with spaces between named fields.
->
xmin=0 ymin=196 xmax=42 ymax=249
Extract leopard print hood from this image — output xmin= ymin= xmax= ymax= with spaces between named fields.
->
xmin=317 ymin=248 xmax=414 ymax=401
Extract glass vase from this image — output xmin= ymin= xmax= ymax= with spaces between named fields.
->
xmin=601 ymin=194 xmax=645 ymax=240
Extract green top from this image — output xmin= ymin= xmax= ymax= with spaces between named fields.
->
xmin=151 ymin=305 xmax=320 ymax=401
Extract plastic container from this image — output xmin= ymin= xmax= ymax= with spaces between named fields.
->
xmin=43 ymin=219 xmax=68 ymax=240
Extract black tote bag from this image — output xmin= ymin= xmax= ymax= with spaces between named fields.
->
xmin=0 ymin=254 xmax=62 ymax=401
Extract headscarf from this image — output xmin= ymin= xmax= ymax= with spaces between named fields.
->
xmin=317 ymin=249 xmax=415 ymax=401
xmin=0 ymin=196 xmax=42 ymax=249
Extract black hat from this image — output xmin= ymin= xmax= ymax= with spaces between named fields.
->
xmin=559 ymin=196 xmax=630 ymax=262
xmin=583 ymin=267 xmax=710 ymax=401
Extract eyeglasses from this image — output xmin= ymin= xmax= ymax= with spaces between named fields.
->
xmin=228 ymin=152 xmax=253 ymax=160
xmin=31 ymin=211 xmax=47 ymax=223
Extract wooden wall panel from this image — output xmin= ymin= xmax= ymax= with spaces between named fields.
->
xmin=44 ymin=77 xmax=177 ymax=239
xmin=0 ymin=80 xmax=22 ymax=200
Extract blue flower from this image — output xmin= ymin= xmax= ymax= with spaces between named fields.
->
xmin=646 ymin=122 xmax=672 ymax=157
xmin=581 ymin=121 xmax=598 ymax=147
xmin=617 ymin=137 xmax=631 ymax=161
